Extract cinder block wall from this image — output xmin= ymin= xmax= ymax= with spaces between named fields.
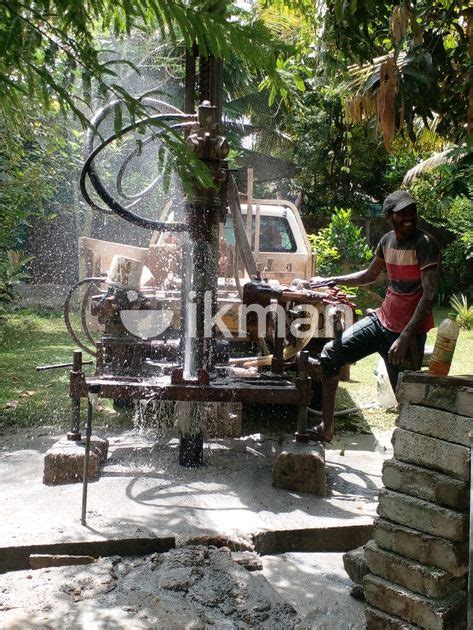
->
xmin=364 ymin=373 xmax=473 ymax=629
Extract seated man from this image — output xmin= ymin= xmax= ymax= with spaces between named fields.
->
xmin=260 ymin=221 xmax=283 ymax=252
xmin=309 ymin=190 xmax=440 ymax=442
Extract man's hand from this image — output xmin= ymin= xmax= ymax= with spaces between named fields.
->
xmin=388 ymin=333 xmax=410 ymax=365
xmin=309 ymin=276 xmax=336 ymax=288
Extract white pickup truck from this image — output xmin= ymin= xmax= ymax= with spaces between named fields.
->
xmin=78 ymin=197 xmax=356 ymax=368
xmin=79 ymin=198 xmax=315 ymax=287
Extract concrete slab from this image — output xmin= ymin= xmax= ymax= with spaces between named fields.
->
xmin=261 ymin=552 xmax=365 ymax=629
xmin=0 ymin=427 xmax=386 ymax=565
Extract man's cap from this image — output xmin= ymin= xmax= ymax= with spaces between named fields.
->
xmin=383 ymin=190 xmax=417 ymax=214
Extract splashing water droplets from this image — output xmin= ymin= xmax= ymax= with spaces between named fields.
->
xmin=133 ymin=399 xmax=175 ymax=440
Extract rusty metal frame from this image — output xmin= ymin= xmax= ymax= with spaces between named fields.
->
xmin=70 ymin=365 xmax=311 ymax=408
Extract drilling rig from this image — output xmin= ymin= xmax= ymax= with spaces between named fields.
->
xmin=53 ymin=44 xmax=354 ymax=522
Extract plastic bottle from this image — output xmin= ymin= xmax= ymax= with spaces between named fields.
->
xmin=428 ymin=313 xmax=460 ymax=376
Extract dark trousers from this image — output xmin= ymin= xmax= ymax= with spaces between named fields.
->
xmin=320 ymin=313 xmax=426 ymax=391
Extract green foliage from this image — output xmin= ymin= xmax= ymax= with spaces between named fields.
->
xmin=382 ymin=131 xmax=444 ymax=190
xmin=308 ymin=208 xmax=372 ymax=275
xmin=0 ymin=1 xmax=292 ymax=227
xmin=321 ymin=1 xmax=471 ymax=144
xmin=0 ymin=1 xmax=271 ymax=126
xmin=450 ymin=294 xmax=473 ymax=331
xmin=0 ymin=1 xmax=292 ymax=125
xmin=289 ymin=87 xmax=390 ymax=213
xmin=0 ymin=251 xmax=33 ymax=311
xmin=0 ymin=102 xmax=79 ymax=268
xmin=407 ymin=157 xmax=473 ymax=297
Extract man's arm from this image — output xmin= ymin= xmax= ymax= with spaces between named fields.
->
xmin=388 ymin=266 xmax=438 ymax=365
xmin=310 ymin=256 xmax=386 ymax=288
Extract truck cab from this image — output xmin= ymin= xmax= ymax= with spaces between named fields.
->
xmin=79 ymin=198 xmax=315 ymax=288
xmin=225 ymin=200 xmax=315 ymax=284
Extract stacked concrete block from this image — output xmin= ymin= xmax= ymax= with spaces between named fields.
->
xmin=364 ymin=374 xmax=472 ymax=629
xmin=272 ymin=438 xmax=326 ymax=495
xmin=43 ymin=436 xmax=108 ymax=485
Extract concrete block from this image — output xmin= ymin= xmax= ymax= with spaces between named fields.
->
xmin=397 ymin=376 xmax=472 ymax=416
xmin=43 ymin=436 xmax=108 ymax=485
xmin=377 ymin=489 xmax=468 ymax=543
xmin=374 ymin=518 xmax=468 ymax=578
xmin=397 ymin=404 xmax=472 ymax=447
xmin=272 ymin=438 xmax=325 ymax=495
xmin=365 ymin=606 xmax=418 ymax=629
xmin=350 ymin=584 xmax=364 ymax=600
xmin=343 ymin=545 xmax=369 ymax=585
xmin=392 ymin=428 xmax=470 ymax=481
xmin=456 ymin=387 xmax=473 ymax=417
xmin=364 ymin=540 xmax=465 ymax=599
xmin=382 ymin=458 xmax=469 ymax=510
xmin=364 ymin=574 xmax=466 ymax=630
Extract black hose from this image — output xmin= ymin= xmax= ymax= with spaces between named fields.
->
xmin=80 ymin=280 xmax=104 ymax=349
xmin=64 ymin=277 xmax=106 ymax=357
xmin=80 ymin=116 xmax=194 ymax=229
xmin=83 ymin=98 xmax=187 ymax=211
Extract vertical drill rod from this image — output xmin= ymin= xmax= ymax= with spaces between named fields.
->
xmin=80 ymin=391 xmax=95 ymax=525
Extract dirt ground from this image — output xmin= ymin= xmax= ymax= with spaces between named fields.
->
xmin=0 ymin=546 xmax=365 ymax=629
xmin=0 ymin=426 xmax=386 ymax=628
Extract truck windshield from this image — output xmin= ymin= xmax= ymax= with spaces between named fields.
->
xmin=223 ymin=216 xmax=297 ymax=253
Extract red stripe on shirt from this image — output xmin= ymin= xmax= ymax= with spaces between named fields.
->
xmin=385 ymin=262 xmax=421 ymax=281
xmin=377 ymin=289 xmax=434 ymax=333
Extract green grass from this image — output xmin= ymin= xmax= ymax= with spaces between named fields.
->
xmin=0 ymin=309 xmax=119 ymax=429
xmin=1 ymin=307 xmax=472 ymax=434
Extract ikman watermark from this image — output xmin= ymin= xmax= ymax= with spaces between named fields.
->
xmin=119 ymin=290 xmax=354 ymax=340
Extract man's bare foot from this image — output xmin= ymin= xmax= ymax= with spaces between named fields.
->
xmin=307 ymin=422 xmax=333 ymax=443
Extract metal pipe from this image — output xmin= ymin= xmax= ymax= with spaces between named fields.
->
xmin=68 ymin=351 xmax=84 ymax=441
xmin=36 ymin=360 xmax=93 ymax=371
xmin=80 ymin=281 xmax=102 ymax=349
xmin=295 ymin=351 xmax=310 ymax=442
xmin=228 ymin=176 xmax=269 ymax=356
xmin=185 ymin=47 xmax=197 ymax=118
xmin=81 ymin=385 xmax=100 ymax=526
xmin=80 ymin=398 xmax=93 ymax=525
xmin=271 ymin=302 xmax=285 ymax=375
xmin=70 ymin=397 xmax=81 ymax=441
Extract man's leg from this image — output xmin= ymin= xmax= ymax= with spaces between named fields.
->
xmin=381 ymin=332 xmax=427 ymax=393
xmin=311 ymin=314 xmax=386 ymax=441
xmin=318 ymin=374 xmax=339 ymax=442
